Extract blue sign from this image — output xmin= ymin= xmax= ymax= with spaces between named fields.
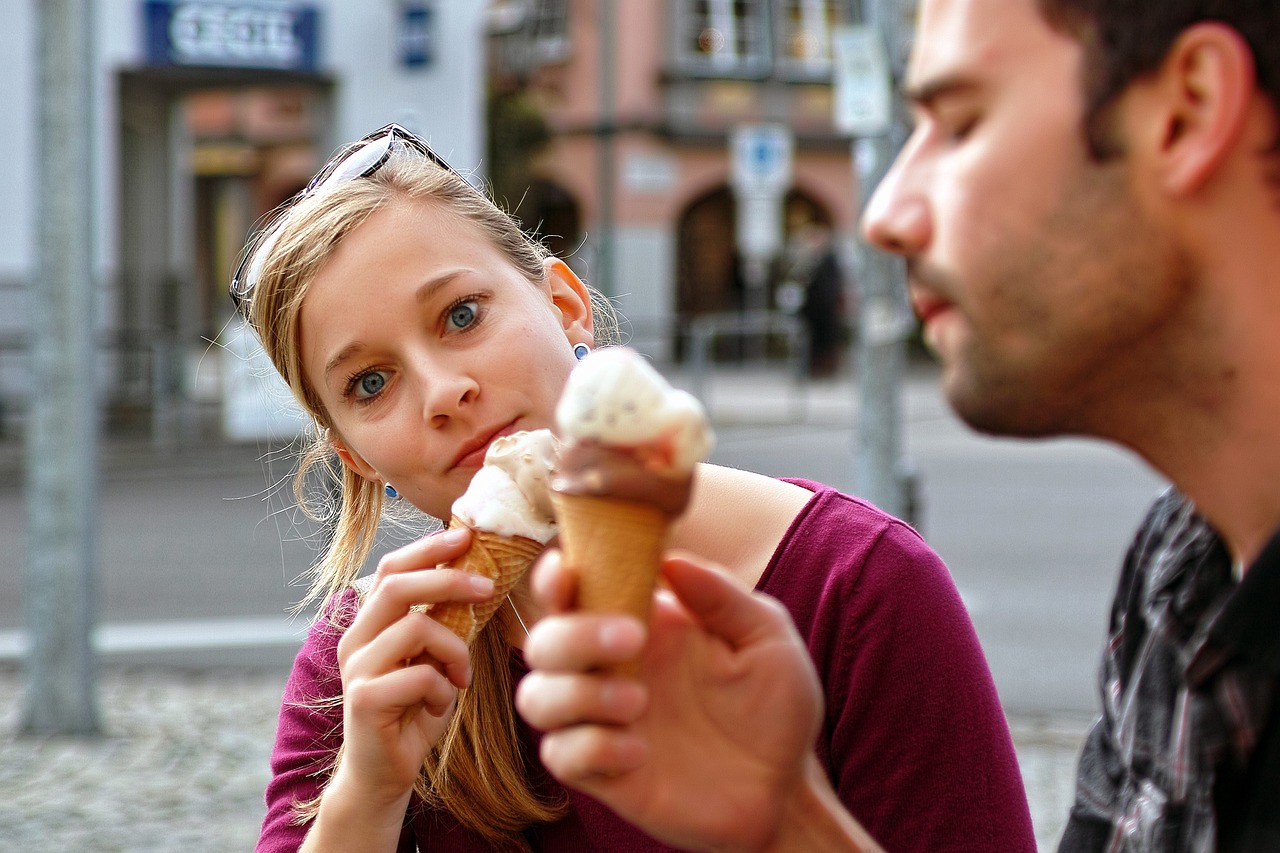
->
xmin=144 ymin=1 xmax=321 ymax=71
xmin=399 ymin=2 xmax=435 ymax=69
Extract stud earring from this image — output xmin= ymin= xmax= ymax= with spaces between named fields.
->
xmin=573 ymin=343 xmax=591 ymax=360
xmin=384 ymin=483 xmax=401 ymax=501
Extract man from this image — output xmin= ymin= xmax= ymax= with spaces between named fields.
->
xmin=514 ymin=0 xmax=1280 ymax=850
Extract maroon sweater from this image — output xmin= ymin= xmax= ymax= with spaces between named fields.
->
xmin=258 ymin=480 xmax=1035 ymax=851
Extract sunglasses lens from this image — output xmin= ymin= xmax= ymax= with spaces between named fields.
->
xmin=315 ymin=131 xmax=396 ymax=191
xmin=232 ymin=125 xmax=461 ymax=311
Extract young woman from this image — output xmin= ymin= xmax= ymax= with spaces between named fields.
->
xmin=236 ymin=124 xmax=1035 ymax=852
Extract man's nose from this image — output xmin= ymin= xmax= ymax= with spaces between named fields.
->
xmin=860 ymin=162 xmax=931 ymax=257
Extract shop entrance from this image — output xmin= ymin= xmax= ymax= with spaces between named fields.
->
xmin=115 ymin=67 xmax=332 ymax=437
xmin=673 ymin=185 xmax=833 ymax=361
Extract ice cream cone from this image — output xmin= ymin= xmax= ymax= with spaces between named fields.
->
xmin=550 ymin=491 xmax=669 ymax=628
xmin=429 ymin=516 xmax=544 ymax=644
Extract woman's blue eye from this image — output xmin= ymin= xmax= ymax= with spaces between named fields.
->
xmin=447 ymin=300 xmax=478 ymax=331
xmin=355 ymin=371 xmax=386 ymax=399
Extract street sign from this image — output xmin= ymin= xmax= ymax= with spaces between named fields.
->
xmin=730 ymin=124 xmax=794 ymax=196
xmin=730 ymin=124 xmax=793 ymax=260
xmin=736 ymin=193 xmax=785 ymax=260
xmin=832 ymin=25 xmax=893 ymax=137
xmin=143 ymin=1 xmax=321 ymax=71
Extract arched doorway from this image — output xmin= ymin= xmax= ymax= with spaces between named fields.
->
xmin=511 ymin=179 xmax=582 ymax=265
xmin=676 ymin=186 xmax=738 ymax=319
xmin=674 ymin=184 xmax=835 ymax=357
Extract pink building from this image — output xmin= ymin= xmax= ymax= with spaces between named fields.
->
xmin=489 ymin=0 xmax=868 ymax=357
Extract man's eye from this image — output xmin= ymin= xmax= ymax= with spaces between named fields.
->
xmin=946 ymin=117 xmax=978 ymax=142
xmin=447 ymin=300 xmax=479 ymax=331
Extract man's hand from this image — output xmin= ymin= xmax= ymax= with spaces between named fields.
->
xmin=516 ymin=550 xmax=831 ymax=851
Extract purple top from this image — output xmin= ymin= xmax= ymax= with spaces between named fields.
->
xmin=258 ymin=480 xmax=1035 ymax=851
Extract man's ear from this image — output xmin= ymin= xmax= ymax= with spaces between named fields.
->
xmin=1145 ymin=22 xmax=1255 ymax=195
xmin=544 ymin=257 xmax=596 ymax=345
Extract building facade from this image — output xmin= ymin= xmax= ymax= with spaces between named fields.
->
xmin=1 ymin=1 xmax=486 ymax=440
xmin=1 ymin=0 xmax=914 ymax=441
xmin=487 ymin=0 xmax=912 ymax=357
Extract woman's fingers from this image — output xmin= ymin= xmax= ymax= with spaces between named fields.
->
xmin=345 ymin=608 xmax=474 ymax=690
xmin=346 ymin=658 xmax=462 ymax=720
xmin=344 ymin=567 xmax=494 ymax=652
xmin=374 ymin=527 xmax=471 ymax=578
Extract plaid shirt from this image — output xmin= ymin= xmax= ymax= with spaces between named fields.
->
xmin=1059 ymin=490 xmax=1280 ymax=852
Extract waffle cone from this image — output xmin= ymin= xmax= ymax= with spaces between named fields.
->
xmin=428 ymin=515 xmax=544 ymax=644
xmin=550 ymin=492 xmax=669 ymax=625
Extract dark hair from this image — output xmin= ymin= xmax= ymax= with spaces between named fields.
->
xmin=1037 ymin=0 xmax=1279 ymax=156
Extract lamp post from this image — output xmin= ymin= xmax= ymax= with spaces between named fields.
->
xmin=23 ymin=0 xmax=101 ymax=736
xmin=595 ymin=0 xmax=617 ymax=298
xmin=833 ymin=2 xmax=916 ymax=523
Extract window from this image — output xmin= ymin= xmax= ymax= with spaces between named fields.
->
xmin=530 ymin=0 xmax=570 ymax=62
xmin=774 ymin=0 xmax=858 ymax=76
xmin=676 ymin=0 xmax=770 ymax=76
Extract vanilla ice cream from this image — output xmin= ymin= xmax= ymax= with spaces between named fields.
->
xmin=450 ymin=429 xmax=560 ymax=543
xmin=554 ymin=347 xmax=713 ymax=473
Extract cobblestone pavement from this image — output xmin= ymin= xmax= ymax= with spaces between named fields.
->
xmin=0 ymin=666 xmax=1089 ymax=852
xmin=0 ymin=667 xmax=281 ymax=852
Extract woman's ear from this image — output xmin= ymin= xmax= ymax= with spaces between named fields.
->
xmin=544 ymin=257 xmax=595 ymax=345
xmin=328 ymin=430 xmax=379 ymax=484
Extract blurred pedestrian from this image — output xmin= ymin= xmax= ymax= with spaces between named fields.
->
xmin=515 ymin=0 xmax=1280 ymax=851
xmin=779 ymin=221 xmax=849 ymax=378
xmin=230 ymin=123 xmax=1033 ymax=851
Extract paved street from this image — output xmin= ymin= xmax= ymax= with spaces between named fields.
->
xmin=0 ymin=361 xmax=1170 ymax=850
xmin=0 ymin=663 xmax=1090 ymax=852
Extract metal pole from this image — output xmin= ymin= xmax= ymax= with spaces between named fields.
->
xmin=595 ymin=0 xmax=616 ymax=298
xmin=23 ymin=0 xmax=101 ymax=736
xmin=852 ymin=0 xmax=915 ymax=522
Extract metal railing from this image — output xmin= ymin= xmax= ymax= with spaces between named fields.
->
xmin=0 ymin=331 xmax=201 ymax=446
xmin=684 ymin=310 xmax=810 ymax=420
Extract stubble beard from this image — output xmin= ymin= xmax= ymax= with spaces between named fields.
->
xmin=930 ymin=161 xmax=1189 ymax=443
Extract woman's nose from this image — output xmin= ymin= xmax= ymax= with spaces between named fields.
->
xmin=422 ymin=368 xmax=479 ymax=429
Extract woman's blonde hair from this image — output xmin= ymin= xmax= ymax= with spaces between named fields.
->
xmin=237 ymin=140 xmax=617 ymax=848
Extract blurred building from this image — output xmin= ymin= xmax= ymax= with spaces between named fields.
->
xmin=0 ymin=1 xmax=486 ymax=440
xmin=0 ymin=0 xmax=915 ymax=442
xmin=486 ymin=0 xmax=905 ymax=357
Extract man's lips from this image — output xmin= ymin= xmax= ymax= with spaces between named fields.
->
xmin=910 ymin=289 xmax=954 ymax=327
xmin=451 ymin=421 xmax=518 ymax=470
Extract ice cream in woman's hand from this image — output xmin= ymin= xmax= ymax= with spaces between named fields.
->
xmin=430 ymin=429 xmax=560 ymax=643
xmin=551 ymin=347 xmax=713 ymax=647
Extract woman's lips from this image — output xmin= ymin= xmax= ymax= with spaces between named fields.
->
xmin=452 ymin=421 xmax=518 ymax=470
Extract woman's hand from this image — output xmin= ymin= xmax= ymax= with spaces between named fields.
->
xmin=515 ymin=551 xmax=842 ymax=852
xmin=303 ymin=527 xmax=495 ymax=851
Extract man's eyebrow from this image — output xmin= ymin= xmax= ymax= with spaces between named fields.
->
xmin=902 ymin=75 xmax=980 ymax=110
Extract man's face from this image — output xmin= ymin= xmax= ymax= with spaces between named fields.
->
xmin=862 ymin=0 xmax=1188 ymax=439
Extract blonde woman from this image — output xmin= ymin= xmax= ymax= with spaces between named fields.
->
xmin=236 ymin=124 xmax=1034 ymax=852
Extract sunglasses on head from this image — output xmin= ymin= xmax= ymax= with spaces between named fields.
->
xmin=229 ymin=123 xmax=461 ymax=311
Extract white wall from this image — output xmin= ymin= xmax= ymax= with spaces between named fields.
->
xmin=0 ymin=0 xmax=486 ymax=419
xmin=0 ymin=1 xmax=36 ymax=284
xmin=327 ymin=1 xmax=486 ymax=175
xmin=611 ymin=226 xmax=676 ymax=360
xmin=0 ymin=0 xmax=485 ymax=294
